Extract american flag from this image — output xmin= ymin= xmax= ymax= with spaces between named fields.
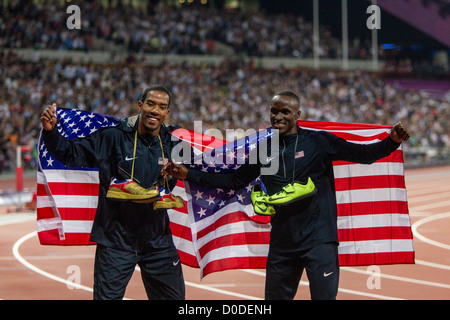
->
xmin=179 ymin=129 xmax=274 ymax=277
xmin=37 ymin=108 xmax=414 ymax=278
xmin=299 ymin=120 xmax=414 ymax=266
xmin=37 ymin=108 xmax=118 ymax=245
xmin=180 ymin=120 xmax=414 ymax=277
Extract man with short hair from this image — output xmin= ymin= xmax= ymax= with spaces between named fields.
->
xmin=40 ymin=84 xmax=187 ymax=300
xmin=163 ymin=90 xmax=410 ymax=300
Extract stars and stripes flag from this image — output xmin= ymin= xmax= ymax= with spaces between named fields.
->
xmin=299 ymin=120 xmax=414 ymax=266
xmin=37 ymin=108 xmax=414 ymax=278
xmin=176 ymin=128 xmax=274 ymax=277
xmin=37 ymin=108 xmax=118 ymax=245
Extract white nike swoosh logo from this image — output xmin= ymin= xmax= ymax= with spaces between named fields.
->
xmin=323 ymin=271 xmax=333 ymax=277
xmin=265 ymin=156 xmax=277 ymax=163
xmin=125 ymin=156 xmax=137 ymax=161
xmin=173 ymin=259 xmax=180 ymax=266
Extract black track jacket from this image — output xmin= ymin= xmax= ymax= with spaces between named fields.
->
xmin=186 ymin=127 xmax=401 ymax=253
xmin=42 ymin=115 xmax=187 ymax=254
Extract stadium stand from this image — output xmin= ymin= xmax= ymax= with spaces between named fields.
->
xmin=0 ymin=0 xmax=449 ymax=174
xmin=0 ymin=1 xmax=376 ymax=59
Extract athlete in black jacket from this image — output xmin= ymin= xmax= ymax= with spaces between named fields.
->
xmin=40 ymin=85 xmax=187 ymax=300
xmin=163 ymin=90 xmax=410 ymax=300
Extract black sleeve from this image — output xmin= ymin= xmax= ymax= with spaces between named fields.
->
xmin=42 ymin=126 xmax=108 ymax=168
xmin=325 ymin=132 xmax=401 ymax=164
xmin=186 ymin=162 xmax=261 ymax=190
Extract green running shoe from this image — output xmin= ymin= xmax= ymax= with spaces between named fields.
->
xmin=265 ymin=177 xmax=317 ymax=206
xmin=251 ymin=184 xmax=276 ymax=216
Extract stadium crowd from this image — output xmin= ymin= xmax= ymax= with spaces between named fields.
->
xmin=0 ymin=1 xmax=376 ymax=59
xmin=0 ymin=50 xmax=449 ymax=172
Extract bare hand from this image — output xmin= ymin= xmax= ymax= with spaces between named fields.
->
xmin=390 ymin=121 xmax=410 ymax=144
xmin=162 ymin=161 xmax=189 ymax=180
xmin=40 ymin=103 xmax=58 ymax=131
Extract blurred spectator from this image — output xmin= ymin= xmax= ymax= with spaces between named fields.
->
xmin=0 ymin=51 xmax=448 ymax=171
xmin=0 ymin=1 xmax=375 ymax=59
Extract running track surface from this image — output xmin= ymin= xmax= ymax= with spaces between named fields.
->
xmin=0 ymin=166 xmax=449 ymax=300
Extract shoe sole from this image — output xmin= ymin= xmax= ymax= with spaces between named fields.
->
xmin=252 ymin=201 xmax=276 ymax=216
xmin=153 ymin=202 xmax=185 ymax=210
xmin=106 ymin=190 xmax=159 ymax=201
xmin=153 ymin=196 xmax=185 ymax=210
xmin=254 ymin=210 xmax=276 ymax=216
xmin=267 ymin=187 xmax=317 ymax=206
xmin=133 ymin=199 xmax=159 ymax=204
xmin=251 ymin=195 xmax=275 ymax=216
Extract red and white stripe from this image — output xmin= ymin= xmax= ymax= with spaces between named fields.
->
xmin=167 ymin=181 xmax=199 ymax=267
xmin=37 ymin=121 xmax=414 ymax=276
xmin=185 ymin=194 xmax=271 ymax=277
xmin=300 ymin=120 xmax=414 ymax=265
xmin=37 ymin=169 xmax=98 ymax=245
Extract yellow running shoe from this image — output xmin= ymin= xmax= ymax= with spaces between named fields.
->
xmin=251 ymin=184 xmax=276 ymax=216
xmin=153 ymin=188 xmax=185 ymax=211
xmin=265 ymin=177 xmax=317 ymax=206
xmin=106 ymin=177 xmax=160 ymax=203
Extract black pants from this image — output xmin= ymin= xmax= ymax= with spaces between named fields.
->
xmin=93 ymin=244 xmax=185 ymax=300
xmin=265 ymin=242 xmax=339 ymax=300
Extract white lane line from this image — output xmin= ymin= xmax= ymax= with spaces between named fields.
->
xmin=12 ymin=231 xmax=95 ymax=294
xmin=185 ymin=281 xmax=262 ymax=300
xmin=12 ymin=215 xmax=449 ymax=299
xmin=241 ymin=269 xmax=403 ymax=300
xmin=406 ymin=185 xmax=450 ymax=196
xmin=14 ymin=231 xmax=261 ymax=300
xmin=411 ymin=201 xmax=450 ymax=213
xmin=415 ymin=259 xmax=450 ymax=271
xmin=13 ymin=231 xmax=135 ymax=299
xmin=134 ymin=266 xmax=262 ymax=300
xmin=407 ymin=191 xmax=450 ymax=203
xmin=0 ymin=212 xmax=36 ymax=226
xmin=0 ymin=254 xmax=94 ymax=261
xmin=411 ymin=212 xmax=450 ymax=250
xmin=341 ymin=267 xmax=450 ymax=289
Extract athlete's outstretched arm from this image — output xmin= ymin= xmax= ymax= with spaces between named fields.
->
xmin=162 ymin=160 xmax=260 ymax=190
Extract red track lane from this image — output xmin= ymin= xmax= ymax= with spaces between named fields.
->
xmin=0 ymin=166 xmax=449 ymax=300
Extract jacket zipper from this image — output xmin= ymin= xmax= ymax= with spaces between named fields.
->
xmin=281 ymin=139 xmax=287 ymax=178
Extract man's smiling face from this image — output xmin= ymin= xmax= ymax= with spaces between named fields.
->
xmin=269 ymin=94 xmax=301 ymax=136
xmin=138 ymin=90 xmax=170 ymax=136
